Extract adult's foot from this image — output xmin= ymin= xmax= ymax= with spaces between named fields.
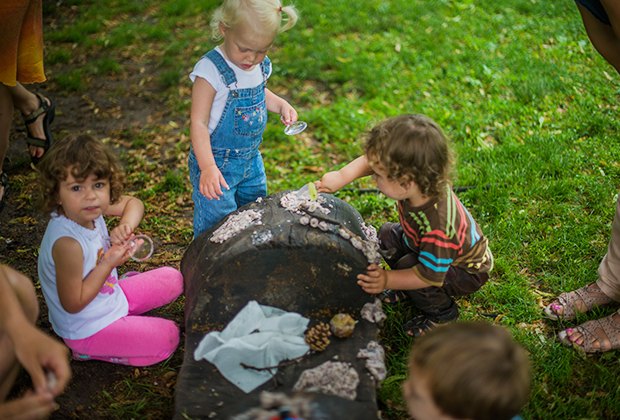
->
xmin=543 ymin=282 xmax=613 ymax=321
xmin=22 ymin=93 xmax=54 ymax=161
xmin=558 ymin=309 xmax=620 ymax=353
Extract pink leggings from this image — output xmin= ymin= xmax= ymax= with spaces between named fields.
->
xmin=64 ymin=266 xmax=183 ymax=367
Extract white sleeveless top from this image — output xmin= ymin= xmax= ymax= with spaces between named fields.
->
xmin=38 ymin=213 xmax=129 ymax=339
xmin=189 ymin=46 xmax=272 ymax=133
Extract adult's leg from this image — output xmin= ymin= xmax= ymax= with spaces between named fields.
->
xmin=0 ymin=0 xmax=47 ymax=160
xmin=544 ymin=197 xmax=620 ymax=320
xmin=0 ymin=85 xmax=13 ymax=201
xmin=576 ymin=1 xmax=620 ymax=73
xmin=558 ymin=197 xmax=620 ymax=352
xmin=597 ymin=195 xmax=620 ymax=301
xmin=0 ymin=265 xmax=39 ymax=401
xmin=6 ymin=82 xmax=49 ymax=159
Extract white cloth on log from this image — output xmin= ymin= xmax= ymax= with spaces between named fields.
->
xmin=194 ymin=300 xmax=310 ymax=393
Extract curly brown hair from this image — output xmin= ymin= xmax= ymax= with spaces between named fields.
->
xmin=365 ymin=114 xmax=453 ymax=196
xmin=37 ymin=135 xmax=125 ymax=213
xmin=408 ymin=322 xmax=531 ymax=420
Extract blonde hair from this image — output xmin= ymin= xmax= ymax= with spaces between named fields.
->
xmin=408 ymin=322 xmax=531 ymax=420
xmin=365 ymin=114 xmax=453 ymax=197
xmin=210 ymin=0 xmax=298 ymax=41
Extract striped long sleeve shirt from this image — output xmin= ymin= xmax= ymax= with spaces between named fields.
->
xmin=397 ymin=185 xmax=493 ymax=287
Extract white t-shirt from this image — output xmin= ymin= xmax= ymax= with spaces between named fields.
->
xmin=189 ymin=46 xmax=272 ymax=133
xmin=38 ymin=213 xmax=129 ymax=340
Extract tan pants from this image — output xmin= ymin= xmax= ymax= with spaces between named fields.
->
xmin=597 ymin=195 xmax=620 ymax=302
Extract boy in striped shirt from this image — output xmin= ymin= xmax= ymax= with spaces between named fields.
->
xmin=317 ymin=114 xmax=493 ymax=336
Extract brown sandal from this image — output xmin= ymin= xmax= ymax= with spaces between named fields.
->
xmin=543 ymin=283 xmax=613 ymax=321
xmin=558 ymin=310 xmax=620 ymax=353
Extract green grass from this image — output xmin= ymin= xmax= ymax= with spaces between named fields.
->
xmin=41 ymin=0 xmax=620 ymax=418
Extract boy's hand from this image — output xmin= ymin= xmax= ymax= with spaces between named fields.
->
xmin=109 ymin=223 xmax=133 ymax=245
xmin=200 ymin=164 xmax=229 ymax=200
xmin=357 ymin=263 xmax=388 ymax=294
xmin=316 ymin=171 xmax=347 ymax=193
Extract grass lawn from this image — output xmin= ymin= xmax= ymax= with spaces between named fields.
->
xmin=7 ymin=0 xmax=620 ymax=418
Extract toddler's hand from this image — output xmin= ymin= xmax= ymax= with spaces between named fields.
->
xmin=200 ymin=164 xmax=229 ymax=200
xmin=357 ymin=263 xmax=388 ymax=295
xmin=316 ymin=171 xmax=345 ymax=193
xmin=279 ymin=103 xmax=298 ymax=126
xmin=103 ymin=242 xmax=133 ymax=266
xmin=109 ymin=223 xmax=133 ymax=245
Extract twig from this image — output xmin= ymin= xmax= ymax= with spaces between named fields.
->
xmin=240 ymin=352 xmax=309 ymax=373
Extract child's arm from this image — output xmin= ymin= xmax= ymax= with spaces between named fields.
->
xmin=265 ymin=88 xmax=298 ymax=125
xmin=317 ymin=155 xmax=374 ymax=193
xmin=190 ymin=77 xmax=230 ymax=200
xmin=106 ymin=194 xmax=145 ymax=245
xmin=357 ymin=263 xmax=431 ymax=295
xmin=53 ymin=237 xmax=132 ymax=313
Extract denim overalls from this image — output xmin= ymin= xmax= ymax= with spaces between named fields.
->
xmin=189 ymin=49 xmax=271 ymax=237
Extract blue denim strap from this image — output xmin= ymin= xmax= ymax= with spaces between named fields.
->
xmin=260 ymin=56 xmax=271 ymax=82
xmin=205 ymin=50 xmax=237 ymax=86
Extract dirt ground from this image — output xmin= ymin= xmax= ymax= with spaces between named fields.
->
xmin=0 ymin=6 xmax=193 ymax=419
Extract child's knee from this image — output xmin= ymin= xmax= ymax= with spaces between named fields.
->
xmin=156 ymin=320 xmax=180 ymax=357
xmin=2 ymin=266 xmax=39 ymax=323
xmin=378 ymin=222 xmax=402 ymax=247
xmin=156 ymin=266 xmax=184 ymax=296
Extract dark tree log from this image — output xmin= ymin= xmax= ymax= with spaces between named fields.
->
xmin=175 ymin=192 xmax=382 ymax=419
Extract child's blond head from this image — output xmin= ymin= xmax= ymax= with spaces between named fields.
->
xmin=210 ymin=0 xmax=298 ymax=41
xmin=37 ymin=135 xmax=125 ymax=213
xmin=365 ymin=114 xmax=452 ymax=197
xmin=405 ymin=322 xmax=531 ymax=420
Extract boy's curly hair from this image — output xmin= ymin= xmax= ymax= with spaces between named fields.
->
xmin=37 ymin=135 xmax=125 ymax=213
xmin=365 ymin=114 xmax=453 ymax=196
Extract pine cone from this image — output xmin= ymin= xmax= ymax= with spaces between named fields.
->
xmin=305 ymin=322 xmax=331 ymax=352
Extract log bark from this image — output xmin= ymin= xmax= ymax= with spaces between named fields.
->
xmin=175 ymin=192 xmax=382 ymax=419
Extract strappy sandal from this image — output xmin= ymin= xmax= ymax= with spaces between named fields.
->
xmin=543 ymin=283 xmax=613 ymax=321
xmin=380 ymin=289 xmax=409 ymax=304
xmin=0 ymin=172 xmax=7 ymax=213
xmin=404 ymin=314 xmax=442 ymax=337
xmin=558 ymin=309 xmax=620 ymax=353
xmin=23 ymin=93 xmax=55 ymax=164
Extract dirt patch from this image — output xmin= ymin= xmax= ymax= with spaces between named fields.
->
xmin=1 ymin=6 xmax=191 ymax=419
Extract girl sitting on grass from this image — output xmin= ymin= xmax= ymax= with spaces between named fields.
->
xmin=37 ymin=135 xmax=183 ymax=366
